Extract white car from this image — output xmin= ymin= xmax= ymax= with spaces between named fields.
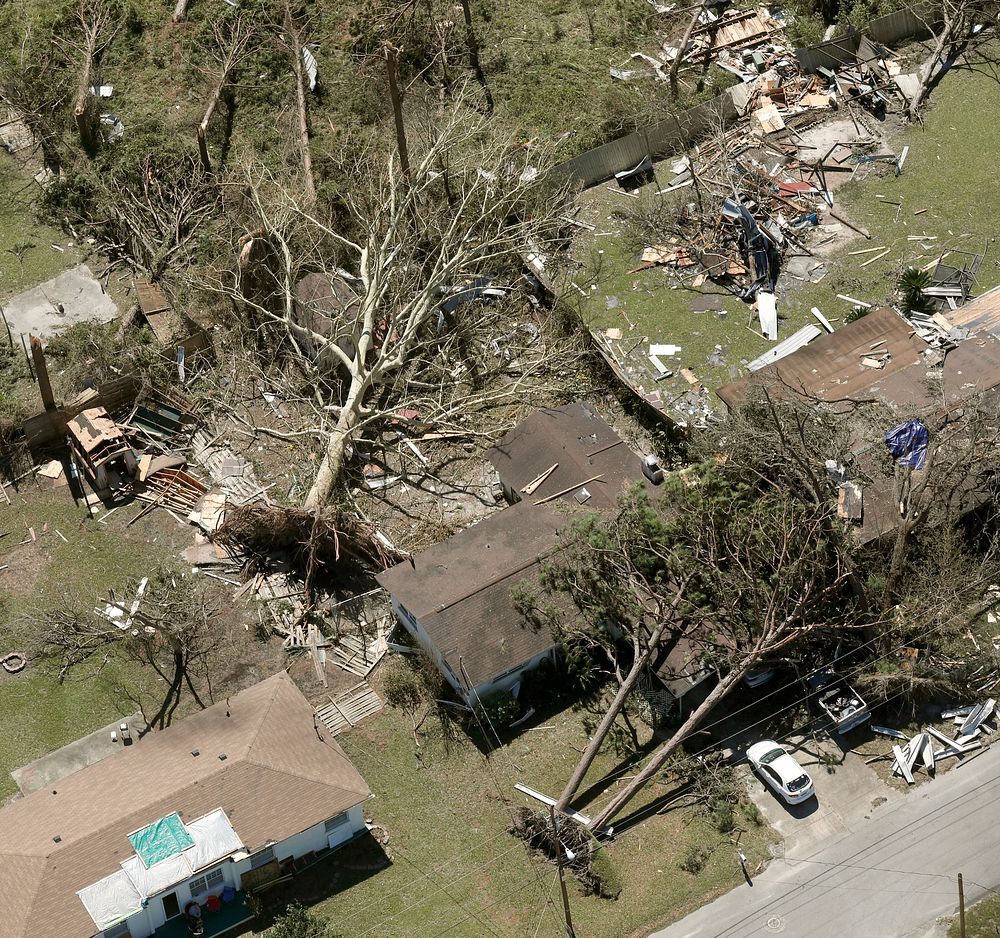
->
xmin=747 ymin=741 xmax=815 ymax=805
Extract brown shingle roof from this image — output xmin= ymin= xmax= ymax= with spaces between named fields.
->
xmin=487 ymin=401 xmax=645 ymax=510
xmin=0 ymin=672 xmax=370 ymax=938
xmin=377 ymin=501 xmax=576 ymax=687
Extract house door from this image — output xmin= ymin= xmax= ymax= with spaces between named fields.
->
xmin=162 ymin=891 xmax=181 ymax=920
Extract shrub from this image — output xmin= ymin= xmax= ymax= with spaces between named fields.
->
xmin=382 ymin=661 xmax=424 ymax=714
xmin=680 ymin=843 xmax=711 ymax=874
xmin=898 ymin=267 xmax=934 ymax=316
xmin=265 ymin=903 xmax=332 ymax=938
xmin=743 ymin=801 xmax=765 ymax=827
xmin=709 ymin=798 xmax=736 ymax=834
xmin=476 ymin=688 xmax=521 ymax=728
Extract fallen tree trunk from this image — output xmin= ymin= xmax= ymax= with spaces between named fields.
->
xmin=172 ymin=0 xmax=191 ymax=22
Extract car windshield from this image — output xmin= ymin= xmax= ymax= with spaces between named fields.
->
xmin=758 ymin=748 xmax=785 ymax=765
xmin=787 ymin=774 xmax=811 ymax=792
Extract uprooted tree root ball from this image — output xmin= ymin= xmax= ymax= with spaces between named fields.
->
xmin=216 ymin=502 xmax=401 ymax=576
xmin=508 ymin=807 xmax=621 ymax=899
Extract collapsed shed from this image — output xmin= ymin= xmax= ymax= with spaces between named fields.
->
xmin=67 ymin=406 xmax=137 ymax=492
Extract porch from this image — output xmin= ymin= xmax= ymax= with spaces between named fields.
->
xmin=152 ymin=894 xmax=254 ymax=938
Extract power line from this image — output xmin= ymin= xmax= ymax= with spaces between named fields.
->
xmin=349 ymin=841 xmax=530 ymax=938
xmin=458 ymin=658 xmax=563 ymax=934
xmin=333 ymin=739 xmax=526 ymax=918
xmin=566 ymin=586 xmax=996 ymax=806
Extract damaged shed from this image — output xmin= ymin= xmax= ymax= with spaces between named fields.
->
xmin=67 ymin=406 xmax=137 ymax=492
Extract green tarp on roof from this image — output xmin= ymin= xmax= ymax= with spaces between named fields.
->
xmin=128 ymin=813 xmax=194 ymax=868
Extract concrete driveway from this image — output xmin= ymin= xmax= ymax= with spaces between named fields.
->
xmin=651 ymin=745 xmax=1000 ymax=938
xmin=742 ymin=732 xmax=903 ymax=854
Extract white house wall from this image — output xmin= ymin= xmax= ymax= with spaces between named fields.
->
xmin=120 ymin=906 xmax=153 ymax=938
xmin=388 ymin=598 xmax=465 ymax=696
xmin=231 ymin=803 xmax=367 ymax=885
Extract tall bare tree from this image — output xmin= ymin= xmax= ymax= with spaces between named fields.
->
xmin=196 ymin=13 xmax=256 ymax=173
xmin=36 ymin=577 xmax=225 ymax=733
xmin=222 ymin=95 xmax=565 ymax=509
xmin=282 ymin=0 xmax=316 ymax=206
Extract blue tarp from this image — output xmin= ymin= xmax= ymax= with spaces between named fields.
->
xmin=128 ymin=813 xmax=194 ymax=868
xmin=884 ymin=419 xmax=929 ymax=469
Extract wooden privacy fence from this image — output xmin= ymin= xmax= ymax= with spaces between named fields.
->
xmin=551 ymin=3 xmax=934 ymax=189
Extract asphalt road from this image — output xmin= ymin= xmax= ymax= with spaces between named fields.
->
xmin=652 ymin=745 xmax=1000 ymax=938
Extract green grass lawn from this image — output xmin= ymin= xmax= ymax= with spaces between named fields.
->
xmin=572 ymin=60 xmax=1000 ymax=405
xmin=0 ymin=158 xmax=81 ymax=301
xmin=307 ymin=694 xmax=774 ymax=938
xmin=0 ymin=491 xmax=173 ymax=800
xmin=949 ymin=890 xmax=1000 ymax=938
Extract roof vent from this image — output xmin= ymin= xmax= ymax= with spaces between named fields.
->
xmin=53 ymin=835 xmax=61 ymax=844
xmin=191 ymin=749 xmax=200 ymax=757
xmin=218 ymin=753 xmax=227 ymax=761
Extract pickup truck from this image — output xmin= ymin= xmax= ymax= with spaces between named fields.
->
xmin=808 ymin=671 xmax=871 ymax=733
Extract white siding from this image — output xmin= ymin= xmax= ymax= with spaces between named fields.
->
xmin=231 ymin=803 xmax=367 ymax=886
xmin=103 ymin=807 xmax=366 ymax=938
xmin=390 ymin=597 xmax=558 ymax=704
xmin=389 ymin=598 xmax=465 ymax=696
xmin=115 ymin=907 xmax=152 ymax=938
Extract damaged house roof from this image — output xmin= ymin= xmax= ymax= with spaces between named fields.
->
xmin=380 ymin=402 xmax=654 ymax=690
xmin=717 ymin=303 xmax=1000 ymax=543
xmin=487 ymin=400 xmax=648 ymax=510
xmin=377 ymin=500 xmax=571 ymax=689
xmin=0 ymin=672 xmax=370 ymax=938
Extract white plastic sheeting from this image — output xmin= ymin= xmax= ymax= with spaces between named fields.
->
xmin=183 ymin=808 xmax=244 ymax=873
xmin=78 ymin=808 xmax=245 ymax=927
xmin=121 ymin=851 xmax=191 ymax=898
xmin=77 ymin=869 xmax=142 ymax=929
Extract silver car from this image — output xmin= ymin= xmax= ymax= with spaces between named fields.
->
xmin=747 ymin=740 xmax=815 ymax=805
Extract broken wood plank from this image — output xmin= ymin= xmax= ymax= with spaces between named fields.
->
xmin=521 ymin=463 xmax=558 ymax=496
xmin=959 ymin=698 xmax=996 ymax=737
xmin=534 ymin=475 xmax=604 ymax=506
xmin=927 ymin=726 xmax=956 ymax=749
xmin=514 ymin=783 xmax=592 ymax=826
xmin=872 ymin=725 xmax=907 ymax=740
xmin=811 ymin=308 xmax=835 ymax=333
xmin=858 ymin=247 xmax=891 ymax=268
xmin=837 ymin=294 xmax=872 ymax=308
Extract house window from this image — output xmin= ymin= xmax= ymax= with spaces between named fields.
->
xmin=249 ymin=846 xmax=275 ymax=870
xmin=104 ymin=923 xmax=131 ymax=938
xmin=324 ymin=812 xmax=349 ymax=833
xmin=189 ymin=866 xmax=225 ymax=897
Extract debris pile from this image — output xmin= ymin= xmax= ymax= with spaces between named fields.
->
xmin=874 ymin=698 xmax=996 ymax=784
xmin=509 ymin=807 xmax=618 ymax=898
xmin=590 ymin=9 xmax=922 ymax=426
xmin=215 ymin=502 xmax=401 ymax=576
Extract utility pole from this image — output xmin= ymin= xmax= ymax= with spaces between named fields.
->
xmin=958 ymin=872 xmax=966 ymax=938
xmin=549 ymin=806 xmax=577 ymax=938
